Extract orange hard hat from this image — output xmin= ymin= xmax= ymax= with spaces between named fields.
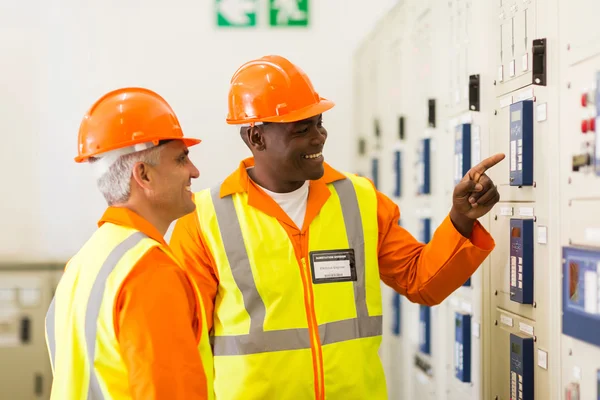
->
xmin=75 ymin=87 xmax=201 ymax=163
xmin=226 ymin=55 xmax=334 ymax=125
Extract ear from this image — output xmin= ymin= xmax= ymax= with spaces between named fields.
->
xmin=131 ymin=162 xmax=153 ymax=190
xmin=248 ymin=126 xmax=267 ymax=151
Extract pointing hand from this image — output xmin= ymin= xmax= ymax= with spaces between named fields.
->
xmin=452 ymin=153 xmax=505 ymax=221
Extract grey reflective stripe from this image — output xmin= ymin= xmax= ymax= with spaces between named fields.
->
xmin=212 ymin=327 xmax=311 ymax=356
xmin=319 ymin=316 xmax=382 ymax=346
xmin=210 ymin=187 xmax=267 ymax=333
xmin=210 ymin=178 xmax=382 ymax=356
xmin=331 ymin=179 xmax=368 ymax=318
xmin=45 ymin=231 xmax=148 ymax=399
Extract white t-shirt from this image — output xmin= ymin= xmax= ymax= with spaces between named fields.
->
xmin=257 ymin=180 xmax=309 ymax=230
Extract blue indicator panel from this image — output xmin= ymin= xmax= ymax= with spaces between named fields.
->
xmin=454 ymin=124 xmax=471 ymax=185
xmin=562 ymin=246 xmax=600 ymax=348
xmin=394 ymin=150 xmax=402 ymax=198
xmin=419 ymin=305 xmax=431 ymax=354
xmin=420 ymin=218 xmax=431 ymax=244
xmin=392 ymin=293 xmax=401 ymax=336
xmin=509 ymin=100 xmax=534 ymax=186
xmin=510 ymin=333 xmax=534 ymax=400
xmin=371 ymin=158 xmax=379 ymax=189
xmin=417 ymin=138 xmax=431 ymax=194
xmin=455 ymin=313 xmax=471 ymax=383
xmin=510 ymin=219 xmax=534 ymax=304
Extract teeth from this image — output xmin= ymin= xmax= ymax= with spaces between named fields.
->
xmin=185 ymin=186 xmax=191 ymax=192
xmin=304 ymin=152 xmax=322 ymax=159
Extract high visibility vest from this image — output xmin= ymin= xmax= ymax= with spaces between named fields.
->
xmin=45 ymin=223 xmax=214 ymax=400
xmin=195 ymin=174 xmax=386 ymax=400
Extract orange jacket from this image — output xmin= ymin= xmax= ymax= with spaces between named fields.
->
xmin=99 ymin=207 xmax=208 ymax=399
xmin=170 ymin=158 xmax=495 ymax=333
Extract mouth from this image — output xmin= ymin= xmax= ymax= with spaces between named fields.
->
xmin=185 ymin=185 xmax=192 ymax=192
xmin=303 ymin=151 xmax=323 ymax=160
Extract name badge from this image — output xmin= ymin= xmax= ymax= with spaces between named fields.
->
xmin=309 ymin=249 xmax=357 ymax=284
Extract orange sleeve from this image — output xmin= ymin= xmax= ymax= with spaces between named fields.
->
xmin=114 ymin=248 xmax=208 ymax=400
xmin=170 ymin=210 xmax=219 ymax=333
xmin=376 ymin=190 xmax=495 ymax=305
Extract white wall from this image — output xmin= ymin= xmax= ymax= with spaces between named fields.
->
xmin=0 ymin=0 xmax=397 ymax=263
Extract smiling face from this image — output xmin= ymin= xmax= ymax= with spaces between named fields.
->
xmin=243 ymin=114 xmax=328 ymax=192
xmin=144 ymin=140 xmax=200 ymax=219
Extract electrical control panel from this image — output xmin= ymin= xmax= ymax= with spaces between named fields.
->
xmin=562 ymin=246 xmax=600 ymax=347
xmin=420 ymin=218 xmax=431 ymax=244
xmin=352 ymin=0 xmax=573 ymax=398
xmin=419 ymin=305 xmax=431 ymax=355
xmin=455 ymin=312 xmax=471 ymax=383
xmin=454 ymin=124 xmax=471 ymax=185
xmin=394 ymin=150 xmax=402 ymax=198
xmin=417 ymin=138 xmax=431 ymax=195
xmin=510 ymin=333 xmax=534 ymax=400
xmin=510 ymin=219 xmax=534 ymax=304
xmin=509 ymin=100 xmax=534 ymax=187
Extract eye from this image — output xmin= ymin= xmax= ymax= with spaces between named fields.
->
xmin=297 ymin=127 xmax=309 ymax=134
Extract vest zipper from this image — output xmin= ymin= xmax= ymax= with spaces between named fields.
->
xmin=300 ymin=257 xmax=324 ymax=400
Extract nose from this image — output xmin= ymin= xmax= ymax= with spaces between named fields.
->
xmin=310 ymin=127 xmax=327 ymax=146
xmin=189 ymin=161 xmax=200 ymax=179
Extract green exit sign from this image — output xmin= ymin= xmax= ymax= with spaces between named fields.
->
xmin=269 ymin=0 xmax=309 ymax=27
xmin=215 ymin=0 xmax=309 ymax=28
xmin=216 ymin=0 xmax=258 ymax=27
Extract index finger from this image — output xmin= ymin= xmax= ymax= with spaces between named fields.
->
xmin=469 ymin=153 xmax=506 ymax=181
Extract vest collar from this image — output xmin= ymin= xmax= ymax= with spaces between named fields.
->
xmin=98 ymin=207 xmax=167 ymax=246
xmin=219 ymin=157 xmax=347 ymax=198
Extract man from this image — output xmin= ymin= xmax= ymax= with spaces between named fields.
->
xmin=45 ymin=87 xmax=214 ymax=400
xmin=170 ymin=55 xmax=503 ymax=400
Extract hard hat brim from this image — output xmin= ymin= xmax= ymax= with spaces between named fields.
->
xmin=226 ymin=98 xmax=335 ymax=125
xmin=74 ymin=137 xmax=202 ymax=163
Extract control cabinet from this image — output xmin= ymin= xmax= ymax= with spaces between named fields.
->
xmin=510 ymin=219 xmax=535 ymax=304
xmin=0 ymin=264 xmax=64 ymax=400
xmin=454 ymin=124 xmax=471 ymax=185
xmin=455 ymin=312 xmax=471 ymax=383
xmin=510 ymin=333 xmax=534 ymax=400
xmin=417 ymin=138 xmax=431 ymax=195
xmin=509 ymin=100 xmax=534 ymax=187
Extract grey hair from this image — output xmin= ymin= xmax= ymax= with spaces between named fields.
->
xmin=89 ymin=145 xmax=164 ymax=206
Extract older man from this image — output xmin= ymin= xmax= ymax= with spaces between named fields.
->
xmin=45 ymin=87 xmax=214 ymax=400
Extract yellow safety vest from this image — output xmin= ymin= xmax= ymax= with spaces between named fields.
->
xmin=45 ymin=222 xmax=214 ymax=400
xmin=195 ymin=173 xmax=385 ymax=400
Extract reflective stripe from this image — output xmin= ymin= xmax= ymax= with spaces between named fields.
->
xmin=319 ymin=316 xmax=382 ymax=346
xmin=45 ymin=232 xmax=147 ymax=399
xmin=211 ymin=188 xmax=266 ymax=333
xmin=331 ymin=179 xmax=368 ymax=318
xmin=210 ymin=178 xmax=382 ymax=356
xmin=212 ymin=327 xmax=311 ymax=356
